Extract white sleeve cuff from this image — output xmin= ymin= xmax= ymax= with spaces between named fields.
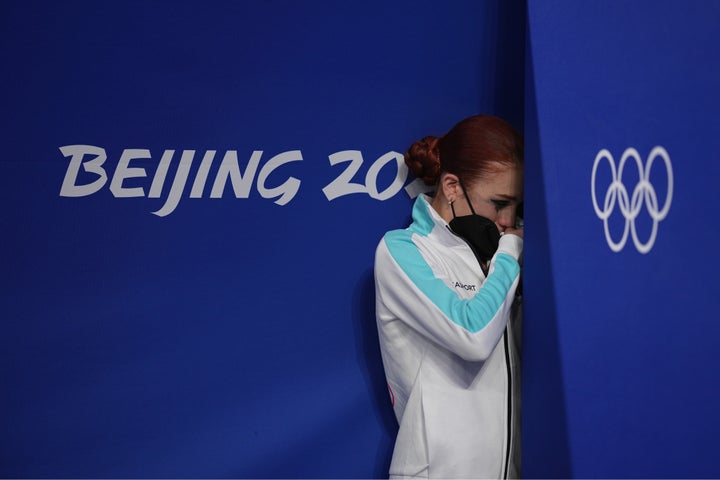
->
xmin=497 ymin=233 xmax=523 ymax=261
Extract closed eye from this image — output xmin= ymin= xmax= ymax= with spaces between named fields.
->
xmin=492 ymin=200 xmax=510 ymax=210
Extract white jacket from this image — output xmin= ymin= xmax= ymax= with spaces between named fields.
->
xmin=374 ymin=194 xmax=522 ymax=479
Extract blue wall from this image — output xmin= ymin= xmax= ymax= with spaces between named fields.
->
xmin=524 ymin=0 xmax=720 ymax=477
xmin=4 ymin=1 xmax=719 ymax=478
xmin=0 ymin=1 xmax=524 ymax=477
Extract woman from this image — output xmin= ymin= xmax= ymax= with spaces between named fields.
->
xmin=374 ymin=114 xmax=523 ymax=478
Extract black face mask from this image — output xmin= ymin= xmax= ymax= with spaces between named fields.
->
xmin=448 ymin=180 xmax=500 ymax=265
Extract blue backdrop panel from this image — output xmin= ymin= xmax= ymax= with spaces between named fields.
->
xmin=524 ymin=1 xmax=720 ymax=477
xmin=0 ymin=1 xmax=525 ymax=477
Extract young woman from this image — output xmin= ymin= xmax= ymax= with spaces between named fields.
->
xmin=374 ymin=115 xmax=523 ymax=478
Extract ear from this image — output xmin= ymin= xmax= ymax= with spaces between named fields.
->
xmin=440 ymin=173 xmax=461 ymax=203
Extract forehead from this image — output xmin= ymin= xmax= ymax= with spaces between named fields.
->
xmin=472 ymin=165 xmax=523 ymax=196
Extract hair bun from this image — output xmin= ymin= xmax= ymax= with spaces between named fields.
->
xmin=405 ymin=135 xmax=442 ymax=186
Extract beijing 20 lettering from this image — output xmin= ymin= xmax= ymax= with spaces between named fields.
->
xmin=59 ymin=145 xmax=427 ymax=216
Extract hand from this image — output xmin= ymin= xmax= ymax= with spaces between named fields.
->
xmin=503 ymin=227 xmax=524 ymax=238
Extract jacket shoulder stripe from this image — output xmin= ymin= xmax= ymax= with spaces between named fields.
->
xmin=383 ymin=229 xmax=519 ymax=333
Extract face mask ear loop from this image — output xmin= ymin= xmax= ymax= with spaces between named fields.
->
xmin=458 ymin=178 xmax=478 ymax=215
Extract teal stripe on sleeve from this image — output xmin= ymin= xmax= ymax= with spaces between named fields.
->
xmin=384 ymin=230 xmax=519 ymax=333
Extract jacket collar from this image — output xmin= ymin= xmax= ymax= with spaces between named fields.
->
xmin=411 ymin=194 xmax=467 ymax=248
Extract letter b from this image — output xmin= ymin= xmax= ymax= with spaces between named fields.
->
xmin=59 ymin=145 xmax=108 ymax=197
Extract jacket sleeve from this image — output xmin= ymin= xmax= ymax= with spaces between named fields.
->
xmin=375 ymin=231 xmax=522 ymax=362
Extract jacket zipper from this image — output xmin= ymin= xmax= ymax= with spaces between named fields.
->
xmin=503 ymin=328 xmax=512 ymax=479
xmin=448 ymin=225 xmax=513 ymax=476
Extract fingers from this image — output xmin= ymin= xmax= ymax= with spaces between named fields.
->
xmin=503 ymin=227 xmax=524 ymax=239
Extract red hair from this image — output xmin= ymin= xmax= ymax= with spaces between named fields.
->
xmin=405 ymin=114 xmax=523 ymax=186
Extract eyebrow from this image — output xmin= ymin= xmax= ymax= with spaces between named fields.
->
xmin=493 ymin=194 xmax=519 ymax=201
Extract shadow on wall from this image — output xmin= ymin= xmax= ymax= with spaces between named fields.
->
xmin=491 ymin=0 xmax=527 ymax=130
xmin=484 ymin=3 xmax=573 ymax=474
xmin=521 ymin=18 xmax=574 ymax=479
xmin=352 ymin=268 xmax=398 ymax=477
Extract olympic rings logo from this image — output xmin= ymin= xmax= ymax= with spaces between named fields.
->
xmin=591 ymin=146 xmax=673 ymax=254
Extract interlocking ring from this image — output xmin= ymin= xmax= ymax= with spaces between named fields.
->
xmin=591 ymin=146 xmax=673 ymax=254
